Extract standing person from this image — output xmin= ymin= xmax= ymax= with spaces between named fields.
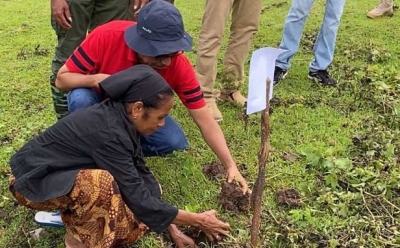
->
xmin=367 ymin=0 xmax=394 ymax=18
xmin=194 ymin=0 xmax=263 ymax=122
xmin=10 ymin=65 xmax=230 ymax=248
xmin=49 ymin=0 xmax=136 ymax=120
xmin=273 ymin=0 xmax=347 ymax=86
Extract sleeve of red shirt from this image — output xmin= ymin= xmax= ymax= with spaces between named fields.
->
xmin=171 ymin=55 xmax=206 ymax=110
xmin=64 ymin=28 xmax=103 ymax=74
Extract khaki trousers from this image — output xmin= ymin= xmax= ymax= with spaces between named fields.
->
xmin=195 ymin=0 xmax=262 ymax=100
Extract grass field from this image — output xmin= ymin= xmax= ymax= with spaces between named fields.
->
xmin=0 ymin=0 xmax=399 ymax=247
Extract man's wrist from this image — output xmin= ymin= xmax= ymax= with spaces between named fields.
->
xmin=223 ymin=161 xmax=237 ymax=170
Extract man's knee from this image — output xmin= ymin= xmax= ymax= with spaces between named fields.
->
xmin=140 ymin=132 xmax=188 ymax=157
xmin=168 ymin=133 xmax=188 ymax=151
xmin=289 ymin=1 xmax=313 ymax=19
xmin=67 ymin=88 xmax=101 ymax=113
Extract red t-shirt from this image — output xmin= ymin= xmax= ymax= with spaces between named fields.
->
xmin=65 ymin=20 xmax=205 ymax=109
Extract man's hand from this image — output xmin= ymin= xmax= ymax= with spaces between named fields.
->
xmin=51 ymin=0 xmax=72 ymax=29
xmin=226 ymin=166 xmax=248 ymax=194
xmin=132 ymin=0 xmax=149 ymax=16
xmin=168 ymin=224 xmax=198 ymax=248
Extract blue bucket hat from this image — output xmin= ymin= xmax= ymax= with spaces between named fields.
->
xmin=124 ymin=0 xmax=193 ymax=57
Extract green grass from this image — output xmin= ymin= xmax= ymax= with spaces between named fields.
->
xmin=1 ymin=0 xmax=400 ymax=247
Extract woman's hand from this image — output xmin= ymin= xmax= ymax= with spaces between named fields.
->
xmin=168 ymin=224 xmax=198 ymax=248
xmin=197 ymin=210 xmax=230 ymax=242
xmin=172 ymin=209 xmax=229 ymax=242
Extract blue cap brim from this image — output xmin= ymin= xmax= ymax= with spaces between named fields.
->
xmin=124 ymin=24 xmax=193 ymax=57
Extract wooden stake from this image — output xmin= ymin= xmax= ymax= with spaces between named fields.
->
xmin=250 ymin=78 xmax=272 ymax=247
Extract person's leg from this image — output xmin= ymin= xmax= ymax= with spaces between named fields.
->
xmin=140 ymin=115 xmax=188 ymax=157
xmin=67 ymin=88 xmax=102 ymax=113
xmin=50 ymin=0 xmax=95 ymax=120
xmin=310 ymin=0 xmax=346 ymax=72
xmin=65 ymin=234 xmax=87 ymax=248
xmin=8 ymin=174 xmax=71 ymax=211
xmin=62 ymin=170 xmax=148 ymax=247
xmin=367 ymin=0 xmax=394 ymax=18
xmin=9 ymin=174 xmax=70 ymax=228
xmin=308 ymin=0 xmax=346 ymax=86
xmin=219 ymin=0 xmax=263 ymax=106
xmin=195 ymin=0 xmax=234 ymax=121
xmin=89 ymin=0 xmax=134 ymax=32
xmin=275 ymin=0 xmax=316 ymax=71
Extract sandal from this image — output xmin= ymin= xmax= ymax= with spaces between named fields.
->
xmin=34 ymin=211 xmax=64 ymax=228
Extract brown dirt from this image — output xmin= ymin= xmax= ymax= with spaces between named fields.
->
xmin=202 ymin=162 xmax=248 ymax=181
xmin=218 ymin=182 xmax=250 ymax=214
xmin=0 ymin=208 xmax=9 ymax=218
xmin=0 ymin=135 xmax=13 ymax=146
xmin=202 ymin=162 xmax=250 ymax=214
xmin=276 ymin=188 xmax=303 ymax=207
xmin=280 ymin=152 xmax=299 ymax=162
xmin=33 ymin=45 xmax=49 ymax=56
xmin=176 ymin=227 xmax=249 ymax=248
xmin=202 ymin=161 xmax=226 ymax=181
xmin=180 ymin=227 xmax=210 ymax=247
xmin=17 ymin=45 xmax=49 ymax=60
xmin=164 ymin=226 xmax=251 ymax=248
xmin=227 ymin=245 xmax=251 ymax=248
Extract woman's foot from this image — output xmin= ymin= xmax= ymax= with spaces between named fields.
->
xmin=65 ymin=234 xmax=87 ymax=248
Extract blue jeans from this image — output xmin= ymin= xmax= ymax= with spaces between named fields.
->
xmin=67 ymin=88 xmax=188 ymax=157
xmin=275 ymin=0 xmax=346 ymax=72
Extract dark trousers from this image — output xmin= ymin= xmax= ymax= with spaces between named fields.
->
xmin=50 ymin=0 xmax=135 ymax=120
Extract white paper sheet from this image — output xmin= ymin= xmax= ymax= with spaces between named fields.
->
xmin=246 ymin=47 xmax=285 ymax=115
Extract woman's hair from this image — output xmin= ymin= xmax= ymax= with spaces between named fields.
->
xmin=141 ymin=86 xmax=174 ymax=109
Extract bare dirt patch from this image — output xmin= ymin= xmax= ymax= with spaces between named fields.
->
xmin=178 ymin=227 xmax=250 ymax=248
xmin=218 ymin=182 xmax=250 ymax=214
xmin=276 ymin=188 xmax=303 ymax=207
xmin=202 ymin=161 xmax=226 ymax=181
xmin=202 ymin=162 xmax=248 ymax=181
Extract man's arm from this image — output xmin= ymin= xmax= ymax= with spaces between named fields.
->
xmin=55 ymin=26 xmax=110 ymax=91
xmin=188 ymin=107 xmax=248 ymax=193
xmin=171 ymin=55 xmax=248 ymax=193
xmin=55 ymin=64 xmax=110 ymax=91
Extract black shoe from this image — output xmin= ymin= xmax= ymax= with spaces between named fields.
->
xmin=273 ymin=66 xmax=288 ymax=85
xmin=308 ymin=70 xmax=337 ymax=86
